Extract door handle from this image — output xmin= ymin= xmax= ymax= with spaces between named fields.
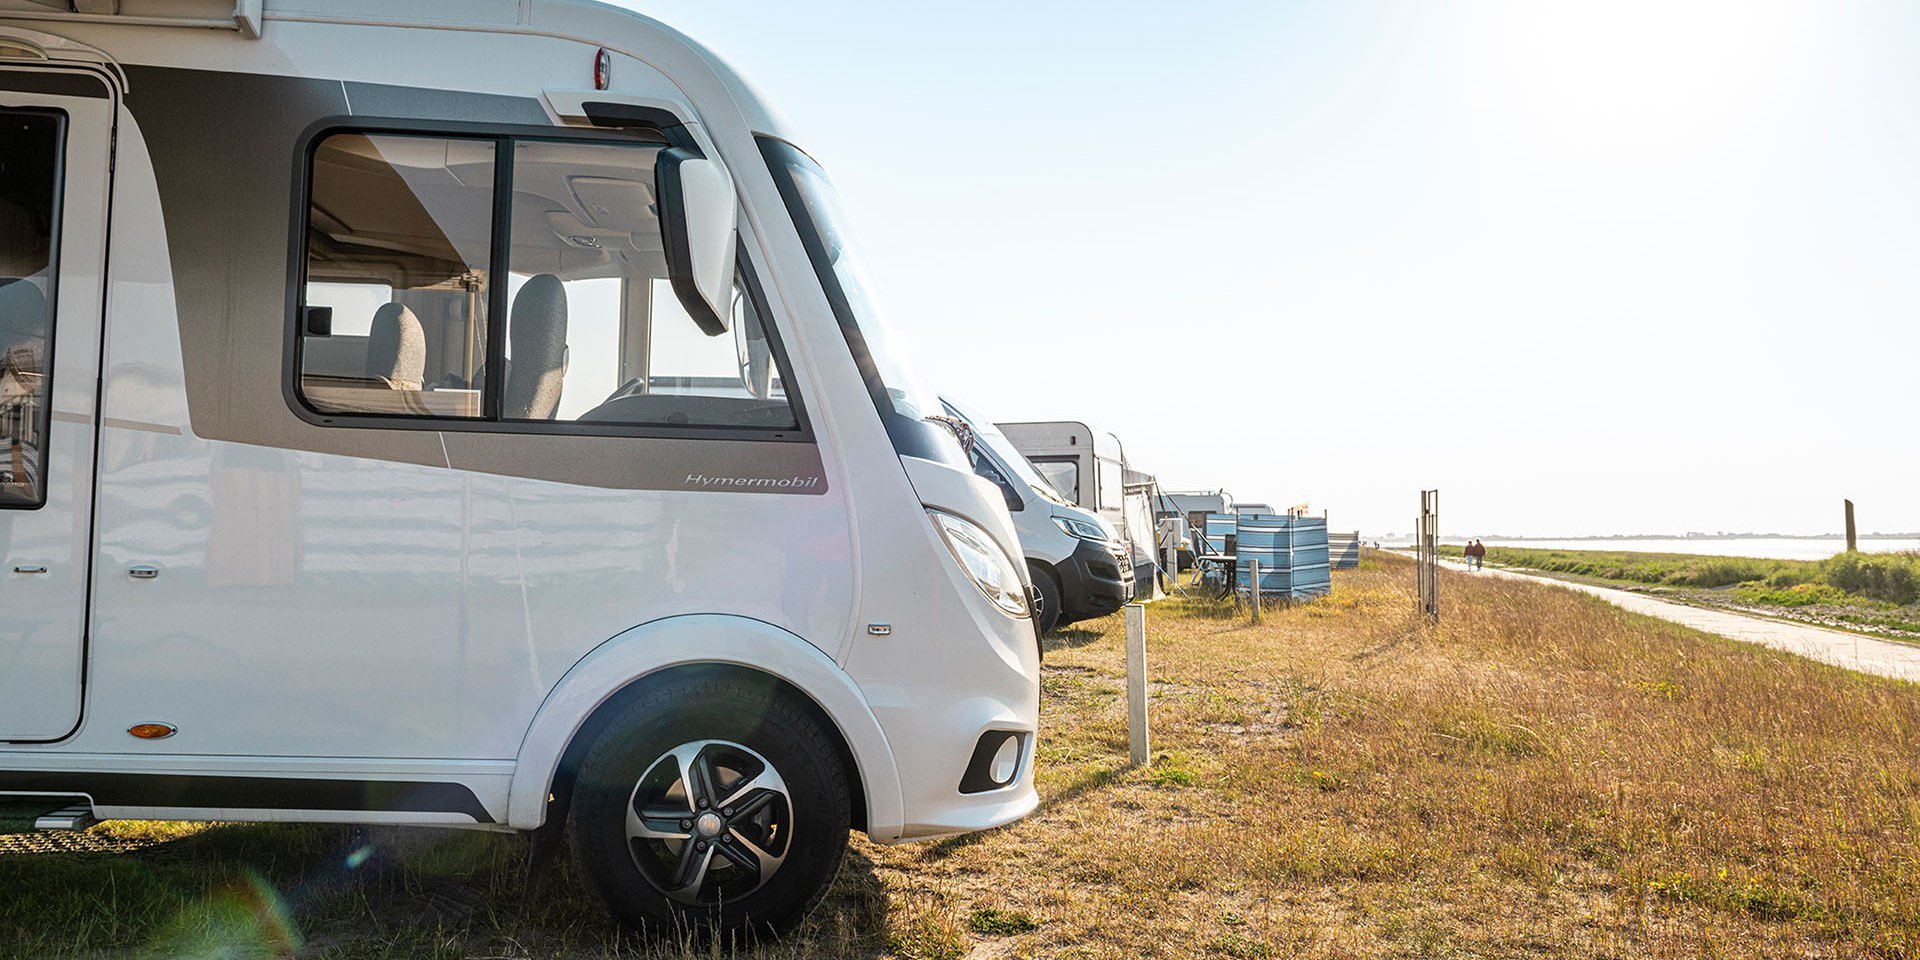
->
xmin=128 ymin=565 xmax=160 ymax=580
xmin=11 ymin=564 xmax=47 ymax=575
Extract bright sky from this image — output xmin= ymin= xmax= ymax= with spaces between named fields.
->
xmin=627 ymin=0 xmax=1920 ymax=537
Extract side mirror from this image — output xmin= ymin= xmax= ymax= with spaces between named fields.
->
xmin=655 ymin=146 xmax=738 ymax=337
xmin=1000 ymin=482 xmax=1024 ymax=514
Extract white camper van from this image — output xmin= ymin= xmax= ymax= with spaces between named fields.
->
xmin=0 ymin=0 xmax=1039 ymax=939
xmin=997 ymin=420 xmax=1157 ymax=595
xmin=941 ymin=399 xmax=1131 ymax=635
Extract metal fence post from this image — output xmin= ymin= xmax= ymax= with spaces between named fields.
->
xmin=1125 ymin=603 xmax=1149 ymax=766
xmin=1416 ymin=489 xmax=1440 ymax=622
xmin=1249 ymin=558 xmax=1262 ymax=624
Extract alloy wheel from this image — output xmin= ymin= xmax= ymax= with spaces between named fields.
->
xmin=625 ymin=739 xmax=794 ymax=905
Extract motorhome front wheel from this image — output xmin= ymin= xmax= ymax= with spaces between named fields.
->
xmin=568 ymin=673 xmax=851 ymax=939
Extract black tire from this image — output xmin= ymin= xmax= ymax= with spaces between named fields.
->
xmin=1029 ymin=562 xmax=1064 ymax=636
xmin=568 ymin=671 xmax=851 ymax=943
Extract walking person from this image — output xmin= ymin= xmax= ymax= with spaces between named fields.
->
xmin=1471 ymin=539 xmax=1486 ymax=571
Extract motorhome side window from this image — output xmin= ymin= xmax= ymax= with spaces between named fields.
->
xmin=298 ymin=133 xmax=796 ymax=430
xmin=1099 ymin=459 xmax=1124 ymax=510
xmin=300 ymin=133 xmax=494 ymax=418
xmin=0 ymin=110 xmax=63 ymax=508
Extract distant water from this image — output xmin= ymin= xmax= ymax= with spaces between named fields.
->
xmin=1465 ymin=538 xmax=1920 ymax=561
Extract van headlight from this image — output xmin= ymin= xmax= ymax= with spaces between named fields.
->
xmin=929 ymin=509 xmax=1030 ymax=618
xmin=1052 ymin=515 xmax=1111 ymax=542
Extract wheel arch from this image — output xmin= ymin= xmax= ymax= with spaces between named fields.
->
xmin=507 ymin=615 xmax=902 ymax=840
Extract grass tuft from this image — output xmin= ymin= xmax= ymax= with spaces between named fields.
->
xmin=966 ymin=906 xmax=1039 ymax=936
xmin=1207 ymin=931 xmax=1275 ymax=958
xmin=1147 ymin=752 xmax=1201 ymax=788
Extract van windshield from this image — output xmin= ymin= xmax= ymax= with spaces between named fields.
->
xmin=941 ymin=399 xmax=1072 ymax=508
xmin=759 ymin=138 xmax=962 ymax=466
xmin=989 ymin=433 xmax=1073 ymax=508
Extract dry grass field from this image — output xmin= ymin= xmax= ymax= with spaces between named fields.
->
xmin=4 ymin=553 xmax=1919 ymax=959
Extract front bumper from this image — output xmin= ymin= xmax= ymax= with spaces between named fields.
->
xmin=898 ymin=783 xmax=1040 ymax=841
xmin=870 ymin=700 xmax=1040 ymax=844
xmin=894 ymin=722 xmax=1039 ymax=841
xmin=1055 ymin=536 xmax=1134 ymax=621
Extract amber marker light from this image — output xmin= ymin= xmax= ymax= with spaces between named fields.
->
xmin=128 ymin=722 xmax=176 ymax=740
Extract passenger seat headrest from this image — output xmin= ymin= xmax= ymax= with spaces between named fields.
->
xmin=365 ymin=302 xmax=426 ymax=391
xmin=505 ymin=273 xmax=569 ymax=420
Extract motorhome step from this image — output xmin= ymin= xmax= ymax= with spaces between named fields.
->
xmin=0 ymin=797 xmax=92 ymax=834
xmin=34 ymin=803 xmax=99 ymax=831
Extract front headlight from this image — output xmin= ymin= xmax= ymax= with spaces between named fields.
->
xmin=929 ymin=509 xmax=1030 ymax=618
xmin=1052 ymin=515 xmax=1110 ymax=542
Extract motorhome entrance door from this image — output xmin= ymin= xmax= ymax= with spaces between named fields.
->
xmin=0 ymin=66 xmax=114 ymax=741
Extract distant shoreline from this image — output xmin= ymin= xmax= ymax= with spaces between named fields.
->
xmin=1373 ymin=535 xmax=1920 ymax=562
xmin=1448 ymin=533 xmax=1919 ymax=542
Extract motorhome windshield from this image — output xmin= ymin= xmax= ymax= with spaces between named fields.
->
xmin=759 ymin=138 xmax=961 ymax=465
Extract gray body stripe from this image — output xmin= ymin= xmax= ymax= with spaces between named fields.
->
xmin=103 ymin=417 xmax=182 ymax=436
xmin=343 ymin=80 xmax=551 ymax=126
xmin=0 ymin=70 xmax=109 ymax=99
xmin=50 ymin=413 xmax=182 ymax=437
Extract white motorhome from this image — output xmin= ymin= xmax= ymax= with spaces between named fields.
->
xmin=997 ymin=420 xmax=1156 ymax=595
xmin=941 ymin=399 xmax=1131 ymax=635
xmin=0 ymin=0 xmax=1039 ymax=939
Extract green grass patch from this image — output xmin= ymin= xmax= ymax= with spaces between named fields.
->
xmin=1208 ymin=931 xmax=1275 ymax=958
xmin=1823 ymin=551 xmax=1920 ymax=604
xmin=1431 ymin=707 xmax=1542 ymax=758
xmin=967 ymin=907 xmax=1040 ymax=936
xmin=1642 ymin=867 xmax=1826 ymax=924
xmin=1445 ymin=545 xmax=1808 ymax=589
xmin=1828 ymin=610 xmax=1920 ymax=636
xmin=1731 ymin=582 xmax=1852 ymax=607
xmin=1148 ymin=752 xmax=1201 ymax=788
